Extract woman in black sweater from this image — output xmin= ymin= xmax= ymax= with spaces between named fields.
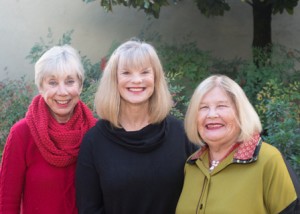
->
xmin=75 ymin=39 xmax=196 ymax=214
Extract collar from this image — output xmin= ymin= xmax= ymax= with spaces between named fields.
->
xmin=188 ymin=134 xmax=262 ymax=164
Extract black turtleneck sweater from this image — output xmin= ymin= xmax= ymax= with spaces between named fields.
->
xmin=76 ymin=115 xmax=197 ymax=214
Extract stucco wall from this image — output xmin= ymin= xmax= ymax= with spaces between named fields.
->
xmin=0 ymin=0 xmax=299 ymax=80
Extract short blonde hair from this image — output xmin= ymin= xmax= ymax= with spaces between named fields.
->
xmin=185 ymin=74 xmax=262 ymax=146
xmin=35 ymin=45 xmax=84 ymax=90
xmin=94 ymin=39 xmax=172 ymax=128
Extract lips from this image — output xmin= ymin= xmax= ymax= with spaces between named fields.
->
xmin=128 ymin=87 xmax=145 ymax=92
xmin=206 ymin=123 xmax=223 ymax=129
xmin=56 ymin=100 xmax=70 ymax=105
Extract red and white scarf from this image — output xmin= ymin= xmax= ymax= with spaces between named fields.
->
xmin=26 ymin=95 xmax=97 ymax=167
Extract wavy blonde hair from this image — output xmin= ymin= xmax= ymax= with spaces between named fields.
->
xmin=185 ymin=74 xmax=262 ymax=146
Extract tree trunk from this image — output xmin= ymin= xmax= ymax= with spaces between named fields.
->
xmin=252 ymin=0 xmax=273 ymax=66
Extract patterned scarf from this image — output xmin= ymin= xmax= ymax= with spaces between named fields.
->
xmin=26 ymin=95 xmax=97 ymax=167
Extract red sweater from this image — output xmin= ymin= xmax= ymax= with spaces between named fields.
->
xmin=0 ymin=119 xmax=78 ymax=214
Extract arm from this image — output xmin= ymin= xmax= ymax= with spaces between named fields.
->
xmin=76 ymin=133 xmax=104 ymax=214
xmin=263 ymin=152 xmax=300 ymax=214
xmin=278 ymin=157 xmax=300 ymax=214
xmin=0 ymin=120 xmax=27 ymax=213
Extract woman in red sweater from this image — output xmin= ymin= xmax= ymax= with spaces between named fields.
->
xmin=0 ymin=45 xmax=97 ymax=214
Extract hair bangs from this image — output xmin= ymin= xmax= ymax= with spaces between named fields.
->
xmin=118 ymin=46 xmax=152 ymax=71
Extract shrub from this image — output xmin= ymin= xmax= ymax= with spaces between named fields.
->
xmin=157 ymin=42 xmax=212 ymax=98
xmin=256 ymin=79 xmax=300 ymax=177
xmin=236 ymin=44 xmax=300 ymax=105
xmin=0 ymin=78 xmax=37 ymax=150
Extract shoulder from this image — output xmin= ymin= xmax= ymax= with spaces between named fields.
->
xmin=259 ymin=142 xmax=282 ymax=160
xmin=166 ymin=115 xmax=184 ymax=127
xmin=258 ymin=142 xmax=291 ymax=174
xmin=3 ymin=118 xmax=32 ymax=155
xmin=81 ymin=119 xmax=108 ymax=144
xmin=9 ymin=118 xmax=31 ymax=139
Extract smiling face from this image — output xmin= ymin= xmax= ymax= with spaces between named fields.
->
xmin=39 ymin=73 xmax=82 ymax=123
xmin=197 ymin=86 xmax=241 ymax=148
xmin=117 ymin=59 xmax=155 ymax=108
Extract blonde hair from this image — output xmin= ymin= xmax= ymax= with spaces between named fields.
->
xmin=185 ymin=74 xmax=262 ymax=146
xmin=94 ymin=39 xmax=172 ymax=127
xmin=35 ymin=45 xmax=84 ymax=90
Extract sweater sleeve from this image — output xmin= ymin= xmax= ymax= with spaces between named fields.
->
xmin=76 ymin=131 xmax=104 ymax=214
xmin=0 ymin=119 xmax=28 ymax=214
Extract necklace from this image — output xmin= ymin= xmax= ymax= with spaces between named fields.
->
xmin=208 ymin=143 xmax=239 ymax=172
xmin=209 ymin=160 xmax=220 ymax=172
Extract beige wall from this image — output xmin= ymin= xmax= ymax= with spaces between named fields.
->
xmin=0 ymin=0 xmax=299 ymax=80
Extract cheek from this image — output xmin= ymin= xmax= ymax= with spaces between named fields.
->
xmin=197 ymin=113 xmax=206 ymax=132
xmin=197 ymin=112 xmax=206 ymax=124
xmin=73 ymin=87 xmax=82 ymax=95
xmin=39 ymin=88 xmax=54 ymax=99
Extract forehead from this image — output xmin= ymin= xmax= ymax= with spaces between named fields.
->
xmin=202 ymin=87 xmax=232 ymax=103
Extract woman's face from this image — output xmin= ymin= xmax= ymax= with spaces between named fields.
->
xmin=117 ymin=62 xmax=155 ymax=107
xmin=197 ymin=87 xmax=241 ymax=147
xmin=39 ymin=73 xmax=82 ymax=123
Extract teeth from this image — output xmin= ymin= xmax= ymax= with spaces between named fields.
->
xmin=129 ymin=88 xmax=143 ymax=92
xmin=207 ymin=124 xmax=222 ymax=128
xmin=57 ymin=100 xmax=68 ymax=104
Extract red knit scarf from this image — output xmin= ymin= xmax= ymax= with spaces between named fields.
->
xmin=26 ymin=95 xmax=97 ymax=167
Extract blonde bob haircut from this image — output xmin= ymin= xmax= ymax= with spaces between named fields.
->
xmin=35 ymin=45 xmax=85 ymax=90
xmin=94 ymin=39 xmax=173 ymax=128
xmin=185 ymin=74 xmax=262 ymax=146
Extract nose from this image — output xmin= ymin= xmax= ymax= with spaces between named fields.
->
xmin=207 ymin=108 xmax=219 ymax=118
xmin=57 ymin=83 xmax=68 ymax=95
xmin=131 ymin=74 xmax=142 ymax=83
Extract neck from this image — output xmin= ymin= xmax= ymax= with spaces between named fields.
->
xmin=209 ymin=142 xmax=237 ymax=162
xmin=119 ymin=103 xmax=150 ymax=131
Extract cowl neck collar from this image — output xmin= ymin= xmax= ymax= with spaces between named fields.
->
xmin=97 ymin=119 xmax=167 ymax=153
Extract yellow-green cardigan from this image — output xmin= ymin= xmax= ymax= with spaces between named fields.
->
xmin=176 ymin=137 xmax=300 ymax=214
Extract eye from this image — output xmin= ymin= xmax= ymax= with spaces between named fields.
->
xmin=199 ymin=105 xmax=208 ymax=110
xmin=120 ymin=70 xmax=130 ymax=75
xmin=66 ymin=79 xmax=75 ymax=85
xmin=48 ymin=80 xmax=57 ymax=86
xmin=142 ymin=69 xmax=150 ymax=74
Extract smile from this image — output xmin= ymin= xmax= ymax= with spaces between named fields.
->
xmin=128 ymin=87 xmax=145 ymax=92
xmin=206 ymin=123 xmax=223 ymax=129
xmin=56 ymin=100 xmax=70 ymax=105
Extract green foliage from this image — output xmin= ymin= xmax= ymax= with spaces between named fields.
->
xmin=87 ymin=0 xmax=170 ymax=18
xmin=236 ymin=44 xmax=300 ymax=105
xmin=157 ymin=41 xmax=213 ymax=99
xmin=272 ymin=0 xmax=298 ymax=14
xmin=0 ymin=78 xmax=37 ymax=151
xmin=166 ymin=72 xmax=188 ymax=120
xmin=26 ymin=28 xmax=74 ymax=64
xmin=256 ymin=79 xmax=300 ymax=176
xmin=87 ymin=0 xmax=299 ymax=18
xmin=194 ymin=0 xmax=230 ymax=17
